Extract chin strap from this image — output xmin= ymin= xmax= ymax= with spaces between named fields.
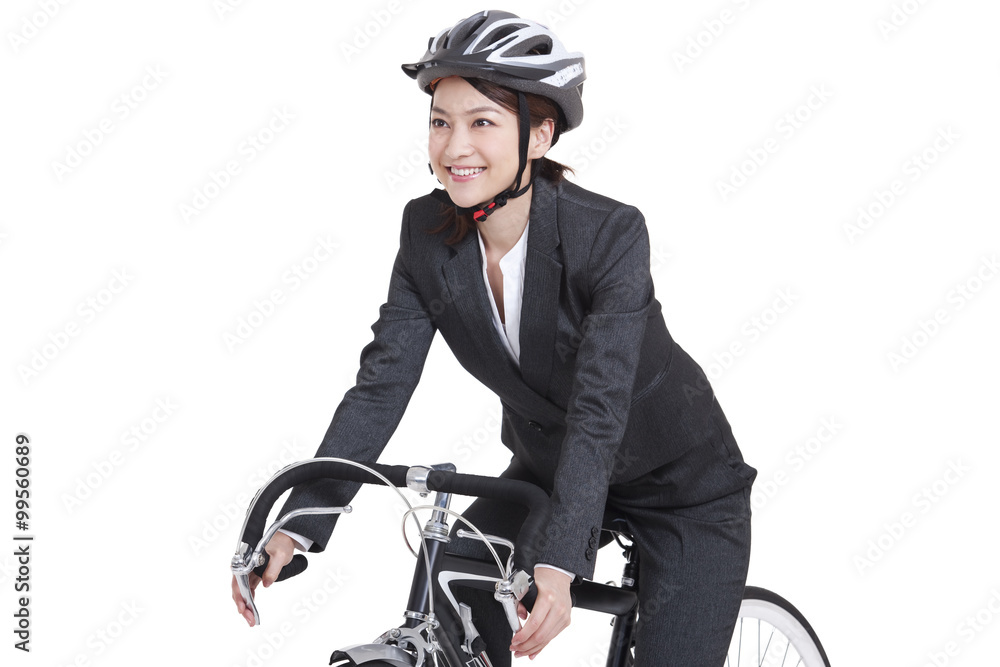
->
xmin=437 ymin=91 xmax=535 ymax=223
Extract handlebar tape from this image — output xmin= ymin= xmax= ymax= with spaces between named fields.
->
xmin=253 ymin=551 xmax=309 ymax=582
xmin=424 ymin=470 xmax=552 ymax=572
xmin=240 ymin=460 xmax=409 ymax=557
xmin=239 ymin=460 xmax=552 ymax=578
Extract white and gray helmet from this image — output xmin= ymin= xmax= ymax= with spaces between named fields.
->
xmin=401 ymin=10 xmax=586 ymax=131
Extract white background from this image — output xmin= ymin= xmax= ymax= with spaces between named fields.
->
xmin=2 ymin=1 xmax=998 ymax=665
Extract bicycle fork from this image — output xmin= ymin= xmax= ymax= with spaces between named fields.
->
xmin=361 ymin=464 xmax=494 ymax=667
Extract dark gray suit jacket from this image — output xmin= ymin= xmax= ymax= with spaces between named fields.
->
xmin=279 ymin=176 xmax=753 ymax=579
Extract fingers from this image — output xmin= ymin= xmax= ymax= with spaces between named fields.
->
xmin=261 ymin=533 xmax=296 ymax=588
xmin=510 ymin=594 xmax=571 ymax=659
xmin=233 ymin=534 xmax=298 ymax=627
xmin=262 ymin=554 xmax=284 ymax=588
xmin=231 ymin=573 xmax=261 ymax=627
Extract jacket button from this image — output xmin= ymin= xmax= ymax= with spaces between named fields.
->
xmin=588 ymin=537 xmax=598 ymax=548
xmin=585 ymin=548 xmax=595 ymax=560
xmin=591 ymin=527 xmax=600 ymax=537
xmin=528 ymin=421 xmax=543 ymax=432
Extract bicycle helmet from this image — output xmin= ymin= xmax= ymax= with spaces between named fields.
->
xmin=402 ymin=10 xmax=586 ymax=221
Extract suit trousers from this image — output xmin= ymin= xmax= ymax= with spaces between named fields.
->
xmin=445 ymin=415 xmax=754 ymax=666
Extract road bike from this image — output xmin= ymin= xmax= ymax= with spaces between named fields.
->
xmin=232 ymin=458 xmax=831 ymax=666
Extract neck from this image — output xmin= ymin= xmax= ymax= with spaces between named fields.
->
xmin=476 ymin=184 xmax=532 ymax=254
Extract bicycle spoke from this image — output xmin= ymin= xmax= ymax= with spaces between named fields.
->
xmin=758 ymin=627 xmax=774 ymax=667
xmin=737 ymin=617 xmax=742 ymax=666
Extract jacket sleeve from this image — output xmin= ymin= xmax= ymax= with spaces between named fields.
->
xmin=536 ymin=203 xmax=654 ymax=579
xmin=275 ymin=201 xmax=436 ymax=552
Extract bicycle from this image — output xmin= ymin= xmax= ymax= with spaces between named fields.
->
xmin=232 ymin=458 xmax=831 ymax=666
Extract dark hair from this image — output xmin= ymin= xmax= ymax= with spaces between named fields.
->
xmin=430 ymin=77 xmax=574 ymax=245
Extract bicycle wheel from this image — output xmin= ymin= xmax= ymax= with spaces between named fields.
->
xmin=728 ymin=586 xmax=830 ymax=667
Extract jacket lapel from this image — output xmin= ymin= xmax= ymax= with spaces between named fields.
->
xmin=441 ymin=230 xmax=518 ymax=374
xmin=438 ymin=181 xmax=565 ymax=422
xmin=519 ymin=178 xmax=561 ymax=397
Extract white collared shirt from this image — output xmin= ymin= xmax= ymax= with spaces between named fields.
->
xmin=476 ymin=221 xmax=529 ymax=365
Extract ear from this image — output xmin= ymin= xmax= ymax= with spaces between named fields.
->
xmin=528 ymin=118 xmax=555 ymax=160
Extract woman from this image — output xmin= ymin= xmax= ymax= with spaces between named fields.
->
xmin=232 ymin=10 xmax=756 ymax=665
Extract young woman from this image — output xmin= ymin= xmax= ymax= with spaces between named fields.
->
xmin=232 ymin=10 xmax=756 ymax=665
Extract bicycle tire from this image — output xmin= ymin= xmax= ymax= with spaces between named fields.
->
xmin=730 ymin=586 xmax=830 ymax=667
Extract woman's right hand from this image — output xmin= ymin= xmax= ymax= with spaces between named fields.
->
xmin=231 ymin=531 xmax=297 ymax=627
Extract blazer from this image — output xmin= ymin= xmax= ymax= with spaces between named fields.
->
xmin=279 ymin=176 xmax=755 ymax=579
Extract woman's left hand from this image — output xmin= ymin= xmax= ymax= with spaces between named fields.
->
xmin=510 ymin=567 xmax=573 ymax=659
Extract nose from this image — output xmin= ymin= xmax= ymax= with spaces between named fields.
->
xmin=444 ymin=126 xmax=473 ymax=161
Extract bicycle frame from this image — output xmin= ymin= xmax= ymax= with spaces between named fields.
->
xmin=347 ymin=495 xmax=642 ymax=667
xmin=233 ymin=458 xmax=642 ymax=667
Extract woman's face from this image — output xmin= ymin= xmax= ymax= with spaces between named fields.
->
xmin=428 ymin=77 xmax=526 ymax=209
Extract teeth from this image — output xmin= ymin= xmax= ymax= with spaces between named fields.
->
xmin=451 ymin=167 xmax=484 ymax=177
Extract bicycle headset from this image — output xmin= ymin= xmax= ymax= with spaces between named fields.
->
xmin=401 ymin=10 xmax=587 ymax=222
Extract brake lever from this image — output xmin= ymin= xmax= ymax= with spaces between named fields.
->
xmin=231 ymin=504 xmax=351 ymax=626
xmin=232 ymin=548 xmax=264 ymax=626
xmin=494 ymin=569 xmax=533 ymax=633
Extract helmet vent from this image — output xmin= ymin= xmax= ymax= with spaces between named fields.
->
xmin=450 ymin=15 xmax=488 ymax=47
xmin=526 ymin=38 xmax=553 ymax=57
xmin=488 ymin=24 xmax=521 ymax=45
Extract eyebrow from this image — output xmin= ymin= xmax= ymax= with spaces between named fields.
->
xmin=430 ymin=105 xmax=503 ymax=117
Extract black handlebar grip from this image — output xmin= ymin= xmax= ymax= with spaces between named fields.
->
xmin=240 ymin=460 xmax=411 ymax=551
xmin=518 ymin=582 xmax=577 ymax=613
xmin=253 ymin=552 xmax=309 ymax=582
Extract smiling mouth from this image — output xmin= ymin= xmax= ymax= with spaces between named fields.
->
xmin=449 ymin=166 xmax=485 ymax=177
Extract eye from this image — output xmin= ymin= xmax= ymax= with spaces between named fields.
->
xmin=430 ymin=118 xmax=448 ymax=128
xmin=473 ymin=119 xmax=494 ymax=128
